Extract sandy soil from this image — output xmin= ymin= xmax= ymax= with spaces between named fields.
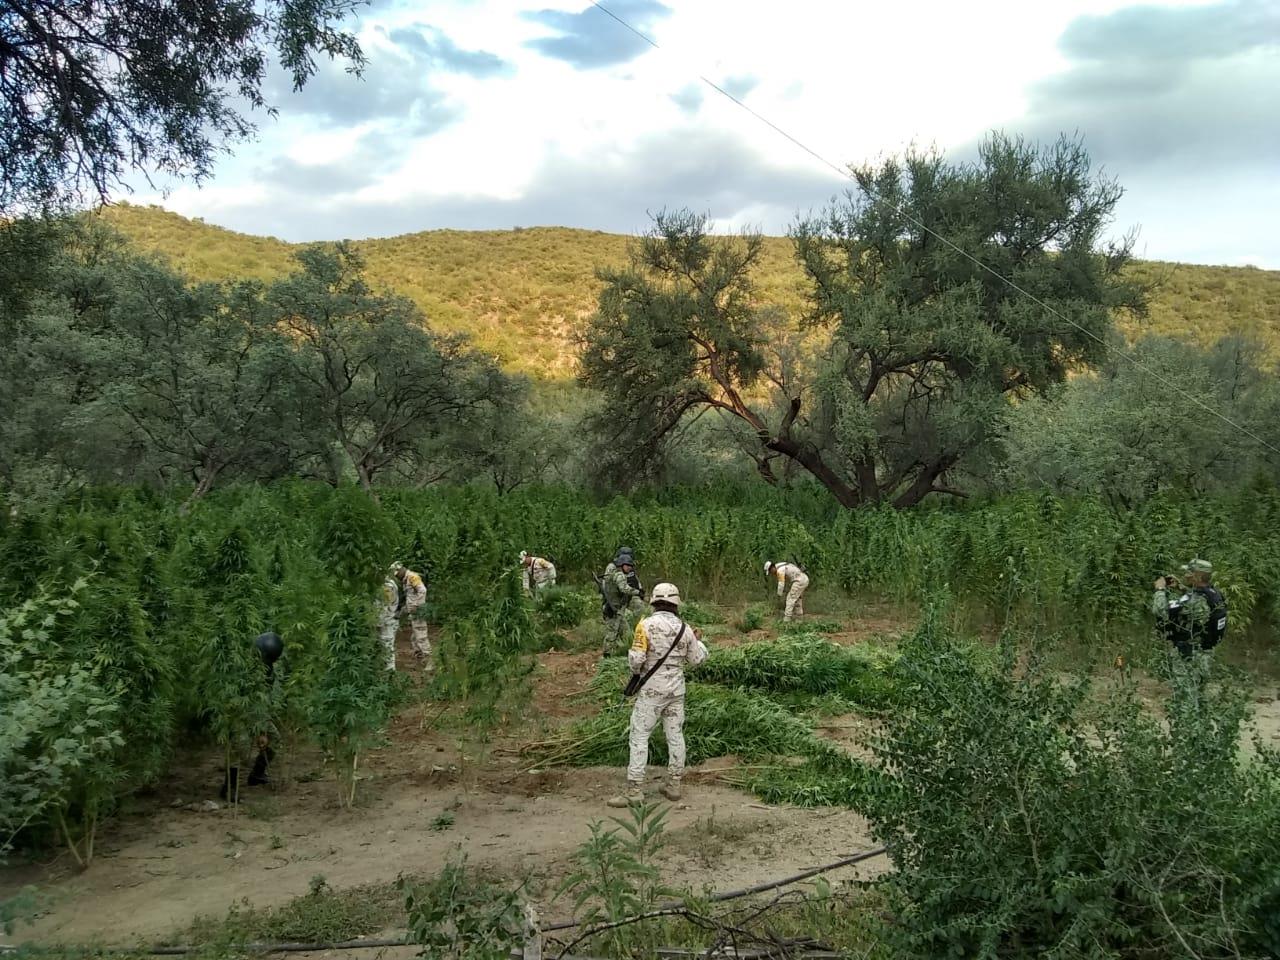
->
xmin=1 ymin=632 xmax=884 ymax=948
xmin=5 ymin=608 xmax=1276 ymax=950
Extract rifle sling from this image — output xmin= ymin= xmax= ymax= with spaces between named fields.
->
xmin=629 ymin=623 xmax=687 ymax=697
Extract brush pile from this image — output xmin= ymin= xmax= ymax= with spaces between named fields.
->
xmin=694 ymin=633 xmax=898 ymax=709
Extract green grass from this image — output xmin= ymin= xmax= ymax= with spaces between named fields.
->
xmin=99 ymin=204 xmax=1280 ymax=377
xmin=174 ymin=875 xmax=401 ymax=946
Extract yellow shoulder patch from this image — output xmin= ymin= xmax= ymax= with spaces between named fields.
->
xmin=631 ymin=619 xmax=649 ymax=653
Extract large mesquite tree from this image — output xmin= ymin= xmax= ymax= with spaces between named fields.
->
xmin=272 ymin=244 xmax=520 ymax=494
xmin=581 ymin=135 xmax=1146 ymax=507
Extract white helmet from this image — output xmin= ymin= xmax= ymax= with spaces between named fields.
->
xmin=390 ymin=562 xmax=405 ymax=576
xmin=763 ymin=560 xmax=772 ymax=576
xmin=519 ymin=550 xmax=529 ymax=564
xmin=649 ymin=582 xmax=682 ymax=607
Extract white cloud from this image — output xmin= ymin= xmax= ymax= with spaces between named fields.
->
xmin=131 ymin=0 xmax=1278 ymax=267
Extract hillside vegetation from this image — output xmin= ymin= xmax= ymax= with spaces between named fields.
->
xmin=99 ymin=203 xmax=1280 ymax=377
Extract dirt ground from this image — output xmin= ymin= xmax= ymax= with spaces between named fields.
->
xmin=4 ymin=598 xmax=1277 ymax=949
xmin=1 ymin=615 xmax=889 ymax=949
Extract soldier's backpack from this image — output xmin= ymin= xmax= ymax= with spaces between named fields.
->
xmin=1192 ymin=585 xmax=1228 ymax=649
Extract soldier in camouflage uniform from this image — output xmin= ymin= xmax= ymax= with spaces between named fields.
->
xmin=601 ymin=547 xmax=645 ymax=657
xmin=765 ymin=560 xmax=809 ymax=622
xmin=607 ymin=582 xmax=708 ymax=807
xmin=520 ymin=551 xmax=557 ymax=592
xmin=378 ymin=572 xmax=400 ymax=671
xmin=1152 ymin=558 xmax=1227 ymax=659
xmin=393 ymin=564 xmax=431 ymax=668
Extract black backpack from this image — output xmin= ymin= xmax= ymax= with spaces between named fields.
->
xmin=1192 ymin=586 xmax=1228 ymax=649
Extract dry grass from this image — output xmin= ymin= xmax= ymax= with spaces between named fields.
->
xmin=99 ymin=203 xmax=1280 ymax=378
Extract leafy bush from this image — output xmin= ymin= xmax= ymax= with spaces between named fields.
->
xmin=307 ymin=599 xmax=391 ymax=808
xmin=864 ymin=616 xmax=1280 ymax=958
xmin=1 ymin=583 xmax=124 ymax=871
xmin=678 ymin=599 xmax=723 ymax=627
xmin=434 ymin=569 xmax=539 ymax=772
xmin=695 ymin=634 xmax=899 ymax=709
xmin=556 ymin=801 xmax=675 ymax=956
xmin=734 ymin=604 xmax=766 ymax=633
xmin=401 ymin=857 xmax=526 ymax=960
xmin=532 ymin=585 xmax=596 ymax=630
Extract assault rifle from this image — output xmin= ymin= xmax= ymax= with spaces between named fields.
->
xmin=593 ymin=573 xmax=617 ymax=620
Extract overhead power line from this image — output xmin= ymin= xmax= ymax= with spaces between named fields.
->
xmin=587 ymin=0 xmax=1280 ymax=459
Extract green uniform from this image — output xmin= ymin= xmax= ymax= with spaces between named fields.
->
xmin=602 ymin=562 xmax=644 ymax=656
xmin=1152 ymin=587 xmax=1210 ymax=658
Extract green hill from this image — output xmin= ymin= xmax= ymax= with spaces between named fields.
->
xmin=99 ymin=203 xmax=1280 ymax=377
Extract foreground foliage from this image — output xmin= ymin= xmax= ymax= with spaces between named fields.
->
xmin=866 ymin=614 xmax=1280 ymax=958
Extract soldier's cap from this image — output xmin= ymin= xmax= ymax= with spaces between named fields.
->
xmin=1186 ymin=558 xmax=1213 ymax=574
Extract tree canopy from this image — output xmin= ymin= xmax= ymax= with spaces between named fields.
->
xmin=0 ymin=0 xmax=364 ymax=212
xmin=0 ymin=220 xmax=521 ymax=504
xmin=580 ymin=135 xmax=1148 ymax=507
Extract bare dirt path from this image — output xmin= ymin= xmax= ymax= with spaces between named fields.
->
xmin=1 ymin=637 xmax=884 ymax=948
xmin=4 ymin=767 xmax=878 ymax=946
xmin=6 ymin=608 xmax=1273 ymax=949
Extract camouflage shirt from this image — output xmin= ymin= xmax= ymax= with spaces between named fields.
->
xmin=1152 ymin=587 xmax=1210 ymax=640
xmin=602 ymin=562 xmax=641 ymax=611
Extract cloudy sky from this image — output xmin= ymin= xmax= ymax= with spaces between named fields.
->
xmin=134 ymin=0 xmax=1280 ymax=267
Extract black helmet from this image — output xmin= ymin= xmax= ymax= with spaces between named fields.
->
xmin=254 ymin=632 xmax=284 ymax=665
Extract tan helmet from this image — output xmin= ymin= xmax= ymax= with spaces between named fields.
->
xmin=649 ymin=582 xmax=681 ymax=607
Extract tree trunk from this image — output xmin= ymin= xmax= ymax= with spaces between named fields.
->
xmin=178 ymin=466 xmax=221 ymax=515
xmin=891 ymin=456 xmax=960 ymax=508
xmin=765 ymin=436 xmax=862 ymax=508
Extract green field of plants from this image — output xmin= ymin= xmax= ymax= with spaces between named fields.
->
xmin=3 ymin=480 xmax=1280 ymax=956
xmin=5 ymin=137 xmax=1280 ymax=959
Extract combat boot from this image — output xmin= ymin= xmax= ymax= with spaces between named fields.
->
xmin=659 ymin=780 xmax=682 ymax=802
xmin=606 ymin=785 xmax=644 ymax=808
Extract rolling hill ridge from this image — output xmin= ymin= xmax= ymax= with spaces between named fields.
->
xmin=99 ymin=203 xmax=1280 ymax=377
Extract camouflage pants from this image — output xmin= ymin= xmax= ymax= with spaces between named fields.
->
xmin=604 ymin=611 xmax=630 ymax=655
xmin=783 ymin=573 xmax=809 ymax=621
xmin=626 ymin=688 xmax=686 ymax=785
xmin=409 ymin=611 xmax=431 ymax=665
xmin=378 ymin=615 xmax=397 ymax=671
xmin=603 ymin=599 xmax=645 ymax=655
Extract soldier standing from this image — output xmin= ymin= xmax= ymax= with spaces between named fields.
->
xmin=607 ymin=583 xmax=708 ymax=807
xmin=600 ymin=547 xmax=644 ymax=657
xmin=1152 ymin=558 xmax=1227 ymax=659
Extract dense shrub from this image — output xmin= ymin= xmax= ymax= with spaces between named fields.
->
xmin=865 ymin=614 xmax=1280 ymax=958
